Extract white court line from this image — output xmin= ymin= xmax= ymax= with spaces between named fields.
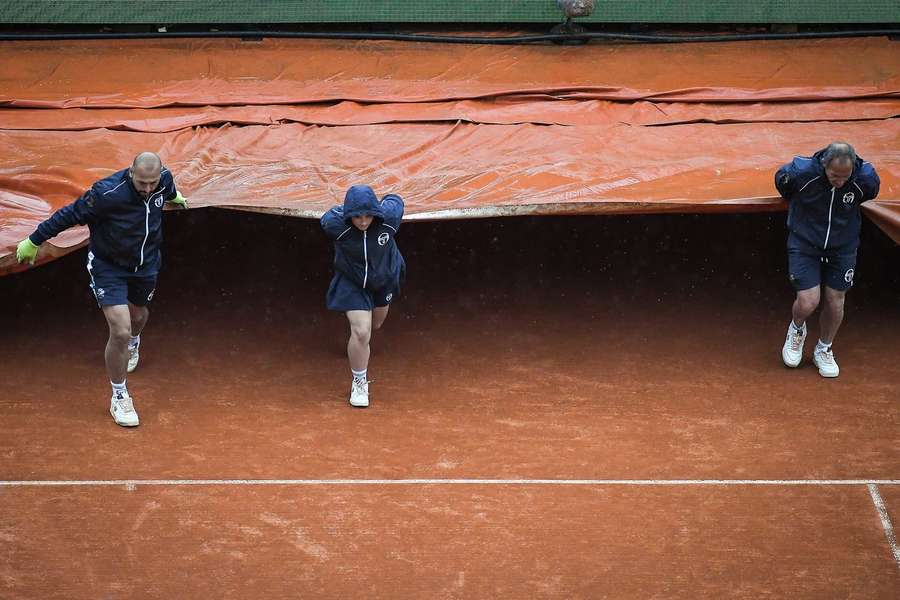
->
xmin=868 ymin=484 xmax=900 ymax=570
xmin=1 ymin=479 xmax=899 ymax=487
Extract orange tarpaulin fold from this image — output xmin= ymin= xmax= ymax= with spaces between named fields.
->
xmin=1 ymin=100 xmax=898 ymax=132
xmin=1 ymin=38 xmax=898 ymax=108
xmin=862 ymin=200 xmax=900 ymax=245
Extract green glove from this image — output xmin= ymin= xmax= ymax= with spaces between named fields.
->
xmin=16 ymin=238 xmax=40 ymax=264
xmin=168 ymin=191 xmax=188 ymax=209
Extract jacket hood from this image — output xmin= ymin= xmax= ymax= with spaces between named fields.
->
xmin=343 ymin=185 xmax=384 ymax=222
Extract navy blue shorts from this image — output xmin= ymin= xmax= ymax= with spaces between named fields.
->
xmin=86 ymin=251 xmax=159 ymax=307
xmin=326 ymin=273 xmax=398 ymax=312
xmin=788 ymin=248 xmax=857 ymax=292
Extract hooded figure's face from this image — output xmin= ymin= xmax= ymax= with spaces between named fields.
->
xmin=352 ymin=214 xmax=374 ymax=231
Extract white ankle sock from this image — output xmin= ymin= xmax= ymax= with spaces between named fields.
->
xmin=129 ymin=335 xmax=140 ymax=350
xmin=111 ymin=380 xmax=128 ymax=398
xmin=352 ymin=369 xmax=367 ymax=383
xmin=816 ymin=340 xmax=831 ymax=352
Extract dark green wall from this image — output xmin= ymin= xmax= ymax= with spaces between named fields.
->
xmin=4 ymin=1 xmax=897 ymax=24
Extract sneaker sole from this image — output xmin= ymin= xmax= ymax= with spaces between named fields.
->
xmin=110 ymin=407 xmax=140 ymax=427
xmin=349 ymin=387 xmax=369 ymax=407
xmin=782 ymin=352 xmax=802 ymax=368
xmin=816 ymin=368 xmax=840 ymax=378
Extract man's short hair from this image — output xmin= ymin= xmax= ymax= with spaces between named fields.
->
xmin=821 ymin=142 xmax=857 ymax=167
xmin=132 ymin=152 xmax=162 ymax=172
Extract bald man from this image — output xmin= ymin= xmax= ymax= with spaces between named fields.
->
xmin=16 ymin=153 xmax=187 ymax=426
xmin=775 ymin=142 xmax=880 ymax=378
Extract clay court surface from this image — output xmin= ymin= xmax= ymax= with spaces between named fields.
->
xmin=1 ymin=211 xmax=898 ymax=598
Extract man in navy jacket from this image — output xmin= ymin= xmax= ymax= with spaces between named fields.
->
xmin=16 ymin=152 xmax=187 ymax=426
xmin=775 ymin=142 xmax=880 ymax=378
xmin=321 ymin=185 xmax=405 ymax=407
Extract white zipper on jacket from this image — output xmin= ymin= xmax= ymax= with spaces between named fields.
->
xmin=823 ymin=187 xmax=835 ymax=250
xmin=138 ymin=199 xmax=150 ymax=271
xmin=362 ymin=230 xmax=368 ymax=288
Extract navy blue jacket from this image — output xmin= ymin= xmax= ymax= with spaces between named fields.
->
xmin=29 ymin=167 xmax=179 ymax=271
xmin=321 ymin=185 xmax=405 ymax=291
xmin=775 ymin=148 xmax=880 ymax=253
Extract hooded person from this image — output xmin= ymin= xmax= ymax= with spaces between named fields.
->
xmin=321 ymin=185 xmax=406 ymax=407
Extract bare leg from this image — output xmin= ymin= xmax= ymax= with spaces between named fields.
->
xmin=128 ymin=303 xmax=149 ymax=337
xmin=819 ymin=286 xmax=847 ymax=345
xmin=791 ymin=286 xmax=820 ymax=327
xmin=102 ymin=305 xmax=132 ymax=383
xmin=346 ymin=310 xmax=373 ymax=372
xmin=372 ymin=305 xmax=390 ymax=331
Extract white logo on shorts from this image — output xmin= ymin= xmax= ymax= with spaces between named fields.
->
xmin=844 ymin=269 xmax=854 ymax=284
xmin=378 ymin=232 xmax=390 ymax=246
xmin=155 ymin=197 xmax=164 ymax=208
xmin=842 ymin=192 xmax=855 ymax=204
xmin=385 ymin=293 xmax=393 ymax=302
xmin=147 ymin=289 xmax=155 ymax=301
xmin=96 ymin=287 xmax=105 ymax=298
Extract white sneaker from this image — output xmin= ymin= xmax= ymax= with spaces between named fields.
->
xmin=813 ymin=346 xmax=840 ymax=378
xmin=110 ymin=393 xmax=140 ymax=427
xmin=349 ymin=379 xmax=369 ymax=408
xmin=782 ymin=322 xmax=807 ymax=368
xmin=127 ymin=339 xmax=140 ymax=373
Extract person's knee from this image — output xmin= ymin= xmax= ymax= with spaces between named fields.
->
xmin=129 ymin=304 xmax=149 ymax=323
xmin=107 ymin=323 xmax=131 ymax=345
xmin=350 ymin=323 xmax=372 ymax=344
xmin=372 ymin=308 xmax=389 ymax=330
xmin=798 ymin=299 xmax=819 ymax=315
xmin=795 ymin=293 xmax=820 ymax=315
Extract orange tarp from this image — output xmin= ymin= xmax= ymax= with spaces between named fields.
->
xmin=0 ymin=37 xmax=898 ymax=274
xmin=1 ymin=38 xmax=897 ymax=107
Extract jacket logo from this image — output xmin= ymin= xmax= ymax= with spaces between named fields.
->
xmin=155 ymin=197 xmax=164 ymax=208
xmin=378 ymin=232 xmax=390 ymax=246
xmin=842 ymin=192 xmax=855 ymax=205
xmin=844 ymin=269 xmax=854 ymax=284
